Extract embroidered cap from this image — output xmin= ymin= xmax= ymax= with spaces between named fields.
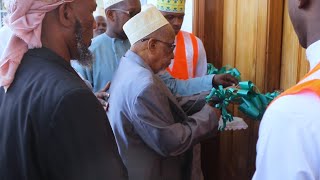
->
xmin=156 ymin=0 xmax=186 ymax=13
xmin=123 ymin=4 xmax=169 ymax=45
xmin=103 ymin=0 xmax=124 ymax=9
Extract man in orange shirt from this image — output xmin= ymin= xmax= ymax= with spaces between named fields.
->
xmin=156 ymin=0 xmax=207 ymax=80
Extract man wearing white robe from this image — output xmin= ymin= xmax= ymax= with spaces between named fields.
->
xmin=253 ymin=0 xmax=320 ymax=179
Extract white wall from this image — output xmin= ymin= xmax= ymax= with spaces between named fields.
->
xmin=144 ymin=0 xmax=193 ymax=33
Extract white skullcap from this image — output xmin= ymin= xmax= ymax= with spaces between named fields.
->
xmin=123 ymin=4 xmax=169 ymax=45
xmin=103 ymin=0 xmax=124 ymax=9
xmin=93 ymin=7 xmax=106 ymax=18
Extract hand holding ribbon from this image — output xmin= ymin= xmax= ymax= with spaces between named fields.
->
xmin=206 ymin=81 xmax=281 ymax=130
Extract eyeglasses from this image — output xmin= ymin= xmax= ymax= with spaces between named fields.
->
xmin=141 ymin=38 xmax=176 ymax=51
xmin=109 ymin=8 xmax=138 ymax=17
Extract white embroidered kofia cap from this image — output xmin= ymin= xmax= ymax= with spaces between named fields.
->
xmin=123 ymin=4 xmax=169 ymax=45
xmin=103 ymin=0 xmax=124 ymax=9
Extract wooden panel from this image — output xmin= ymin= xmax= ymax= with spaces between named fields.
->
xmin=222 ymin=0 xmax=283 ymax=92
xmin=280 ymin=0 xmax=309 ymax=90
xmin=194 ymin=2 xmax=224 ymax=179
xmin=221 ymin=1 xmax=284 ymax=179
xmin=204 ymin=0 xmax=224 ymax=68
xmin=194 ymin=0 xmax=284 ymax=179
xmin=264 ymin=1 xmax=284 ymax=92
xmin=195 ymin=0 xmax=283 ymax=180
xmin=234 ymin=0 xmax=258 ymax=81
xmin=193 ymin=0 xmax=224 ymax=68
xmin=222 ymin=0 xmax=237 ymax=67
xmin=223 ymin=1 xmax=259 ymax=179
xmin=219 ymin=2 xmax=237 ymax=177
xmin=255 ymin=0 xmax=268 ymax=91
xmin=193 ymin=1 xmax=205 ymax=41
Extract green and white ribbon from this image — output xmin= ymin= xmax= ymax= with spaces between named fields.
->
xmin=206 ymin=65 xmax=281 ymax=130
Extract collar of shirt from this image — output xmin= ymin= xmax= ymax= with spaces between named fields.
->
xmin=27 ymin=47 xmax=77 ymax=74
xmin=306 ymin=39 xmax=320 ymax=69
xmin=124 ymin=50 xmax=153 ymax=73
xmin=104 ymin=33 xmax=128 ymax=44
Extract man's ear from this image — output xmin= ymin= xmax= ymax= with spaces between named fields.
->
xmin=147 ymin=39 xmax=157 ymax=53
xmin=57 ymin=3 xmax=75 ymax=28
xmin=106 ymin=9 xmax=115 ymax=21
xmin=298 ymin=0 xmax=309 ymax=8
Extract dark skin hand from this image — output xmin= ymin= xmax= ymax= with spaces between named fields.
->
xmin=95 ymin=81 xmax=111 ymax=111
xmin=212 ymin=73 xmax=239 ymax=88
xmin=209 ymin=74 xmax=239 ymax=112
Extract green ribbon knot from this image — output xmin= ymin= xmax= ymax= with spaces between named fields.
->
xmin=207 ymin=63 xmax=241 ymax=80
xmin=206 ymin=80 xmax=281 ymax=131
xmin=206 ymin=64 xmax=282 ymax=130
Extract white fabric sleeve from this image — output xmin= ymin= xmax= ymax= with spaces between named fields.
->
xmin=195 ymin=38 xmax=207 ymax=77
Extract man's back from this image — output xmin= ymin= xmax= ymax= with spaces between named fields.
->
xmin=0 ymin=48 xmax=127 ymax=180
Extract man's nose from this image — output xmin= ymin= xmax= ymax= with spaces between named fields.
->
xmin=172 ymin=17 xmax=182 ymax=26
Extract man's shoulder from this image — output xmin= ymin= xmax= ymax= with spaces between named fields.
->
xmin=116 ymin=59 xmax=155 ymax=88
xmin=180 ymin=30 xmax=191 ymax=35
xmin=180 ymin=30 xmax=197 ymax=38
xmin=90 ymin=34 xmax=111 ymax=50
xmin=119 ymin=62 xmax=153 ymax=82
xmin=180 ymin=31 xmax=203 ymax=43
xmin=262 ymin=91 xmax=320 ymax=129
xmin=0 ymin=64 xmax=93 ymax=117
xmin=34 ymin=74 xmax=94 ymax=117
xmin=20 ymin=54 xmax=90 ymax=96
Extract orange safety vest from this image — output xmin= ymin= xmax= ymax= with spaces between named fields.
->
xmin=166 ymin=31 xmax=199 ymax=80
xmin=275 ymin=62 xmax=320 ymax=100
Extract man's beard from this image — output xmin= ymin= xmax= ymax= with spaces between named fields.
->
xmin=75 ymin=20 xmax=93 ymax=67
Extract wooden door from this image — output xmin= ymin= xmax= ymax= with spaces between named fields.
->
xmin=194 ymin=0 xmax=285 ymax=179
xmin=280 ymin=0 xmax=309 ymax=90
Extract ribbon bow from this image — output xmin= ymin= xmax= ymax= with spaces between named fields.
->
xmin=206 ymin=80 xmax=281 ymax=130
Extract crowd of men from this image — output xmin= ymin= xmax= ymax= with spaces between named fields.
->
xmin=0 ymin=0 xmax=320 ymax=179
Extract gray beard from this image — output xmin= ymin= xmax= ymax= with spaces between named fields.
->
xmin=75 ymin=20 xmax=93 ymax=68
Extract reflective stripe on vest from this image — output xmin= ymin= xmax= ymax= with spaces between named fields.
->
xmin=166 ymin=31 xmax=199 ymax=80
